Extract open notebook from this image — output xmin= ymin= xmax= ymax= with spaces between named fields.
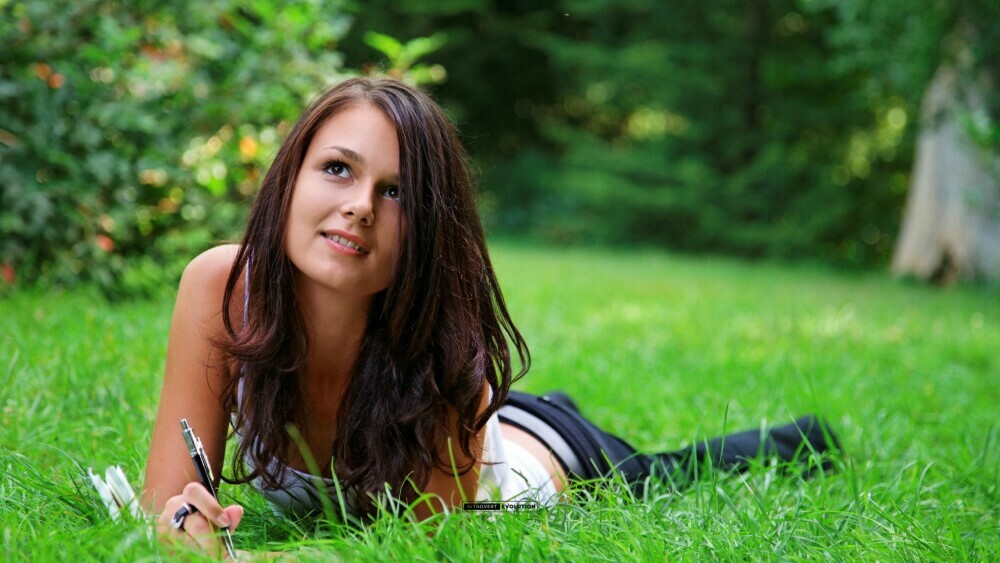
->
xmin=88 ymin=466 xmax=145 ymax=521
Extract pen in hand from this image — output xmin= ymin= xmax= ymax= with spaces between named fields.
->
xmin=179 ymin=418 xmax=238 ymax=560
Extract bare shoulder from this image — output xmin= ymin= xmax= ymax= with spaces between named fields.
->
xmin=181 ymin=244 xmax=240 ymax=290
xmin=176 ymin=245 xmax=242 ymax=319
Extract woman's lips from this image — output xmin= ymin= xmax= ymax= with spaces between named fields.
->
xmin=321 ymin=231 xmax=368 ymax=254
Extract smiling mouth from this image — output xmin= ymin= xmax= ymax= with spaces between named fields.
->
xmin=321 ymin=232 xmax=368 ymax=253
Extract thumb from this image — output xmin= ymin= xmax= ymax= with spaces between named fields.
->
xmin=223 ymin=505 xmax=245 ymax=530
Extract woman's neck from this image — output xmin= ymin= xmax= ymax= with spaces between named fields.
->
xmin=293 ymin=275 xmax=372 ymax=383
xmin=273 ymin=276 xmax=372 ymax=473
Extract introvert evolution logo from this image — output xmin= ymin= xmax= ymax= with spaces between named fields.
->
xmin=462 ymin=501 xmax=540 ymax=512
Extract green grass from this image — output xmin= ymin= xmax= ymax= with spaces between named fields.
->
xmin=2 ymin=243 xmax=998 ymax=560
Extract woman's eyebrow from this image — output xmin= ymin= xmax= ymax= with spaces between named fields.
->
xmin=323 ymin=145 xmax=365 ymax=165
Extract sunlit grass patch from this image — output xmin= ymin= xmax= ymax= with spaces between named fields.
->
xmin=2 ymin=244 xmax=997 ymax=559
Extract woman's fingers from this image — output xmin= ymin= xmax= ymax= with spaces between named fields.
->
xmin=156 ymin=497 xmax=202 ymax=551
xmin=183 ymin=481 xmax=232 ymax=528
xmin=156 ymin=484 xmax=243 ymax=558
xmin=157 ymin=496 xmax=195 ymax=533
xmin=177 ymin=510 xmax=219 ymax=551
xmin=223 ymin=504 xmax=244 ymax=530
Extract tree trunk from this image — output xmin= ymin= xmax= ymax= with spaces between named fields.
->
xmin=890 ymin=64 xmax=1000 ymax=283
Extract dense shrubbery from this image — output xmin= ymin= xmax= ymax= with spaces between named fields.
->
xmin=342 ymin=0 xmax=999 ymax=266
xmin=0 ymin=0 xmax=350 ymax=296
xmin=3 ymin=1 xmax=998 ymax=294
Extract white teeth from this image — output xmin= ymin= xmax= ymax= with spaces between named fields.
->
xmin=325 ymin=233 xmax=363 ymax=252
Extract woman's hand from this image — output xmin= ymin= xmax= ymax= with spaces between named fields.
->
xmin=157 ymin=482 xmax=244 ymax=559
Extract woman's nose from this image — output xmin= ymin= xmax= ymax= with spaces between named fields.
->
xmin=341 ymin=185 xmax=376 ymax=226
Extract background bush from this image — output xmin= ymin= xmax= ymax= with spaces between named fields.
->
xmin=2 ymin=0 xmax=999 ymax=295
xmin=0 ymin=0 xmax=350 ymax=296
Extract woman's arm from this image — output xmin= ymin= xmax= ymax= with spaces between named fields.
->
xmin=413 ymin=385 xmax=491 ymax=519
xmin=142 ymin=245 xmax=244 ymax=552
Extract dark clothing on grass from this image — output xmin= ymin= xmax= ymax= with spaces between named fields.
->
xmin=498 ymin=391 xmax=839 ymax=493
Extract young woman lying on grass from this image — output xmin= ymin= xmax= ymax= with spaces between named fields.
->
xmin=141 ymin=77 xmax=840 ymax=557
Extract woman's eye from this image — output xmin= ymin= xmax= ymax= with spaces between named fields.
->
xmin=382 ymin=185 xmax=400 ymax=200
xmin=322 ymin=161 xmax=351 ymax=178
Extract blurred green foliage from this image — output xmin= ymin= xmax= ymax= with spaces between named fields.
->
xmin=2 ymin=0 xmax=999 ymax=295
xmin=341 ymin=0 xmax=1000 ymax=265
xmin=0 ymin=0 xmax=351 ymax=296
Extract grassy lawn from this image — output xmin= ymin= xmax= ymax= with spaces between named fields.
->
xmin=2 ymin=243 xmax=998 ymax=560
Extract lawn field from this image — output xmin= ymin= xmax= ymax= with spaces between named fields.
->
xmin=2 ymin=243 xmax=998 ymax=560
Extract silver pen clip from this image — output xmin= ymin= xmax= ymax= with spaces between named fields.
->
xmin=181 ymin=419 xmax=215 ymax=484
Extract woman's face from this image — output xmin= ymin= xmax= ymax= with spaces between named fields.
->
xmin=284 ymin=103 xmax=403 ymax=300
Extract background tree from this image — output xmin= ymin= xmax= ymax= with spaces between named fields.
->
xmin=888 ymin=2 xmax=1000 ymax=282
xmin=4 ymin=0 xmax=999 ymax=294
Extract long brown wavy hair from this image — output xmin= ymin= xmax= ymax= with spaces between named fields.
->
xmin=216 ymin=77 xmax=529 ymax=516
